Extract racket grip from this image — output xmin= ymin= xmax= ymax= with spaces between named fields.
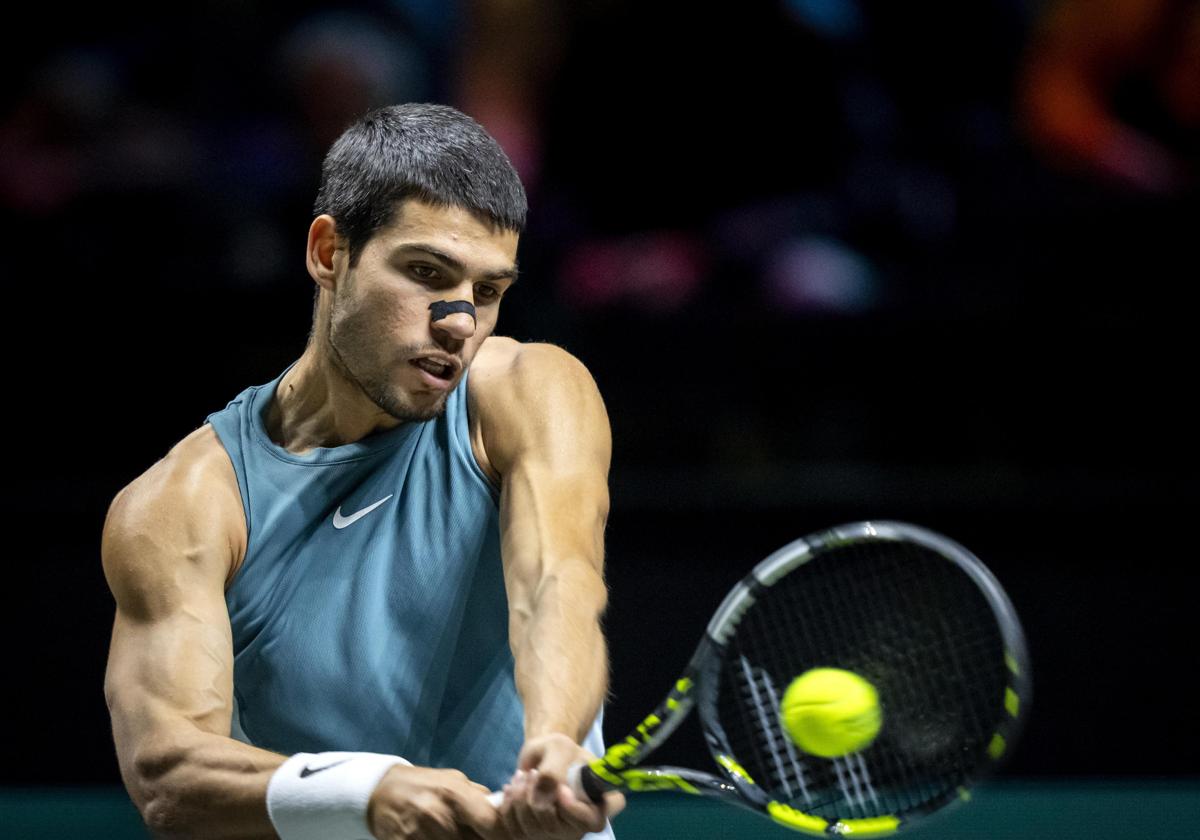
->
xmin=567 ymin=763 xmax=606 ymax=804
xmin=485 ymin=765 xmax=605 ymax=808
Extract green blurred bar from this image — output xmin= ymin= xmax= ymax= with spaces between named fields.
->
xmin=2 ymin=781 xmax=1197 ymax=839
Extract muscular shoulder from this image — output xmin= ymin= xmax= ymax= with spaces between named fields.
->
xmin=470 ymin=337 xmax=597 ymax=405
xmin=468 ymin=337 xmax=610 ymax=480
xmin=102 ymin=425 xmax=247 ymax=607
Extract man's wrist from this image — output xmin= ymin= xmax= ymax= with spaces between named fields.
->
xmin=266 ymin=751 xmax=410 ymax=840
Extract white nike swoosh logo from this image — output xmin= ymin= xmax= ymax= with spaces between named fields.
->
xmin=332 ymin=494 xmax=394 ymax=529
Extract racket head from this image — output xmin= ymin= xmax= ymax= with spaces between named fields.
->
xmin=695 ymin=521 xmax=1030 ymax=835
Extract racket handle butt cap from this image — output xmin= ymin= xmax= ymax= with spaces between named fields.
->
xmin=568 ymin=763 xmax=606 ymax=804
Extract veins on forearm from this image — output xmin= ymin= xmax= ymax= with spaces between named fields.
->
xmin=514 ymin=569 xmax=608 ymax=740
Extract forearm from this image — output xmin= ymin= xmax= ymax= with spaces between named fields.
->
xmin=124 ymin=725 xmax=468 ymax=840
xmin=511 ymin=561 xmax=609 ymax=744
xmin=117 ymin=720 xmax=283 ymax=839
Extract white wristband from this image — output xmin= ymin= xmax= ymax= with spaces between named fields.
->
xmin=267 ymin=751 xmax=411 ymax=840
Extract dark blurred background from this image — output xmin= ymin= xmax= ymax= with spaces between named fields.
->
xmin=4 ymin=0 xmax=1197 ymax=799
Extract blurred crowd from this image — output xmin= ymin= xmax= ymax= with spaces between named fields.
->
xmin=4 ymin=0 xmax=1195 ymax=308
xmin=4 ymin=0 xmax=1195 ymax=486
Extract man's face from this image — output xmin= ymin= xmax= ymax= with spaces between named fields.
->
xmin=327 ymin=198 xmax=519 ymax=422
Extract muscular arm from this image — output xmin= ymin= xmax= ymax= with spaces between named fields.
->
xmin=471 ymin=342 xmax=623 ymax=836
xmin=102 ymin=428 xmax=284 ymax=839
xmin=105 ymin=428 xmax=509 ymax=840
xmin=477 ymin=343 xmax=612 ymax=746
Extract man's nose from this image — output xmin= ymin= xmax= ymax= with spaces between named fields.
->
xmin=431 ymin=309 xmax=477 ymax=341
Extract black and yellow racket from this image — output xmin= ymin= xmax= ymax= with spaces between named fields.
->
xmin=571 ymin=521 xmax=1030 ymax=836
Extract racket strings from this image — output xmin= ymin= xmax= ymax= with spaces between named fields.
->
xmin=808 ymin=549 xmax=922 ymax=817
xmin=834 ymin=542 xmax=1005 ymax=794
xmin=735 ymin=656 xmax=812 ymax=803
xmin=713 ymin=541 xmax=1009 ymax=821
xmin=866 ymin=549 xmax=987 ymax=813
xmin=760 ymin=547 xmax=916 ymax=816
xmin=738 ymin=558 xmax=911 ymax=818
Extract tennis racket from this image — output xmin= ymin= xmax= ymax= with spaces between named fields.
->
xmin=564 ymin=520 xmax=1030 ymax=836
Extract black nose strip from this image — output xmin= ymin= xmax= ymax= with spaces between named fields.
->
xmin=429 ymin=300 xmax=477 ymax=324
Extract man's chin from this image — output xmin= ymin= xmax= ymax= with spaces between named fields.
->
xmin=405 ymin=404 xmax=448 ymax=423
xmin=381 ymin=391 xmax=450 ymax=423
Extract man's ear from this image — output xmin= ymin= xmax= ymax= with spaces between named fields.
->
xmin=306 ymin=214 xmax=343 ymax=291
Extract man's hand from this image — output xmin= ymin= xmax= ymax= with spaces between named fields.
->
xmin=368 ymin=764 xmax=507 ymax=840
xmin=497 ymin=733 xmax=625 ymax=839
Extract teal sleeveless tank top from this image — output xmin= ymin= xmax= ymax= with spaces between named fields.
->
xmin=205 ymin=365 xmax=609 ymax=802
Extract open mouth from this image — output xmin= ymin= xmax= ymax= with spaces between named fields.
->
xmin=410 ymin=358 xmax=455 ymax=382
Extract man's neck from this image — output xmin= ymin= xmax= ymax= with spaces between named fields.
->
xmin=265 ymin=349 xmax=401 ymax=454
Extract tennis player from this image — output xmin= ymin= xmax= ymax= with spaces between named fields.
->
xmin=102 ymin=103 xmax=622 ymax=840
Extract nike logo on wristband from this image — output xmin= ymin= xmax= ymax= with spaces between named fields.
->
xmin=299 ymin=759 xmax=351 ymax=778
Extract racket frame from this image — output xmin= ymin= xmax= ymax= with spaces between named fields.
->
xmin=579 ymin=521 xmax=1031 ymax=837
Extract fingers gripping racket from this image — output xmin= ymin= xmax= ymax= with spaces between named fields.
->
xmin=568 ymin=521 xmax=1030 ymax=836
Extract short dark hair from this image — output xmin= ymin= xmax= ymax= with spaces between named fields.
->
xmin=314 ymin=103 xmax=527 ymax=265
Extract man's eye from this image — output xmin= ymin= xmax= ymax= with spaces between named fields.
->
xmin=411 ymin=264 xmax=439 ymax=279
xmin=476 ymin=284 xmax=501 ymax=301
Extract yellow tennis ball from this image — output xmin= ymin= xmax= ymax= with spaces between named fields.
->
xmin=780 ymin=668 xmax=882 ymax=758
